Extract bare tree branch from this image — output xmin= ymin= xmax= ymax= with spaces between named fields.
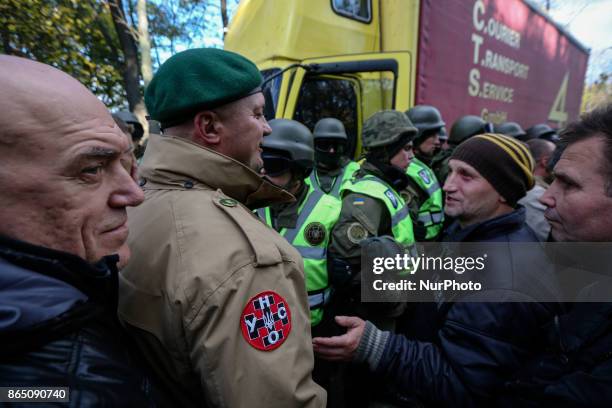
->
xmin=138 ymin=0 xmax=153 ymax=86
xmin=220 ymin=0 xmax=228 ymax=38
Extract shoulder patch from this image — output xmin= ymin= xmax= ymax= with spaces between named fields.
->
xmin=384 ymin=189 xmax=399 ymax=209
xmin=418 ymin=169 xmax=431 ymax=185
xmin=304 ymin=222 xmax=326 ymax=246
xmin=241 ymin=291 xmax=292 ymax=351
xmin=347 ymin=222 xmax=369 ymax=244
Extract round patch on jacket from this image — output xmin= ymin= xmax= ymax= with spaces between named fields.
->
xmin=241 ymin=291 xmax=292 ymax=351
xmin=347 ymin=222 xmax=368 ymax=244
xmin=304 ymin=222 xmax=326 ymax=246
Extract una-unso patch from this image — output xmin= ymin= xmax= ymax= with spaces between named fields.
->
xmin=240 ymin=291 xmax=292 ymax=351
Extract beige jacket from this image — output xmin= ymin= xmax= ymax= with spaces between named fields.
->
xmin=119 ymin=135 xmax=326 ymax=407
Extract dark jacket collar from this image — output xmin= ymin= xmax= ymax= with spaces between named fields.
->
xmin=0 ymin=234 xmax=119 ymax=310
xmin=549 ymin=288 xmax=612 ymax=354
xmin=444 ymin=207 xmax=529 ymax=242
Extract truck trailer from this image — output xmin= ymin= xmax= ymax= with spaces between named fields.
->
xmin=225 ymin=0 xmax=589 ymax=158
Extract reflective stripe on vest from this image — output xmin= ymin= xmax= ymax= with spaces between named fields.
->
xmin=392 ymin=205 xmax=411 ymax=228
xmin=283 ymin=189 xmax=324 ymax=242
xmin=343 ymin=174 xmax=415 ymax=246
xmin=308 ymin=287 xmax=332 ymax=309
xmin=406 ymin=158 xmax=445 ymax=240
xmin=294 ymin=245 xmax=326 ymax=260
xmin=308 ymin=161 xmax=360 ymax=198
xmin=424 ymin=180 xmax=441 ymax=195
xmin=256 ymin=207 xmax=267 ymax=222
xmin=256 ymin=186 xmax=341 ymax=326
xmin=418 ymin=211 xmax=444 ymax=225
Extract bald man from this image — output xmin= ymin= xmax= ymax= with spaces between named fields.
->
xmin=0 ymin=56 xmax=152 ymax=405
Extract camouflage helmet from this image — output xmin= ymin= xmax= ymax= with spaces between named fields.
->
xmin=263 ymin=119 xmax=314 ymax=176
xmin=495 ymin=122 xmax=526 ymax=139
xmin=313 ymin=118 xmax=347 ymax=141
xmin=362 ymin=110 xmax=417 ymax=149
xmin=526 ymin=123 xmax=559 ymax=143
xmin=449 ymin=115 xmax=492 ymax=145
xmin=405 ymin=105 xmax=445 ymax=145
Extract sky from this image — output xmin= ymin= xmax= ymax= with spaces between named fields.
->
xmin=533 ymin=0 xmax=612 ymax=83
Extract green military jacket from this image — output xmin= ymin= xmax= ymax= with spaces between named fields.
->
xmin=327 ymin=162 xmax=414 ymax=328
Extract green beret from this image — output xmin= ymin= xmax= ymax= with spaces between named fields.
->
xmin=145 ymin=48 xmax=262 ymax=128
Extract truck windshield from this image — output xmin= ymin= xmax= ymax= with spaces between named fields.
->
xmin=294 ymin=70 xmax=395 ymax=159
xmin=262 ymin=69 xmax=281 ymax=120
xmin=332 ymin=0 xmax=371 ymax=22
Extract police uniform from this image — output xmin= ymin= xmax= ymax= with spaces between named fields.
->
xmin=327 ymin=111 xmax=418 ymax=326
xmin=327 ymin=161 xmax=415 ymax=408
xmin=307 ymin=159 xmax=361 ymax=197
xmin=119 ymin=48 xmax=326 ymax=408
xmin=329 ymin=163 xmax=415 ymax=288
xmin=256 ymin=118 xmax=346 ymax=406
xmin=257 ymin=182 xmax=342 ymax=328
xmin=405 ymin=157 xmax=444 ymax=240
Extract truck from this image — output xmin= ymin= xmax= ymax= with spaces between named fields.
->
xmin=225 ymin=0 xmax=589 ymax=158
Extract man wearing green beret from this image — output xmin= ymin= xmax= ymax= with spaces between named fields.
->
xmin=119 ymin=48 xmax=326 ymax=407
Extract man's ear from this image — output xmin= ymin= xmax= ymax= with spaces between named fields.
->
xmin=193 ymin=111 xmax=221 ymax=145
xmin=539 ymin=155 xmax=550 ymax=169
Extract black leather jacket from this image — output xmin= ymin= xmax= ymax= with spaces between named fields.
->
xmin=0 ymin=235 xmax=155 ymax=407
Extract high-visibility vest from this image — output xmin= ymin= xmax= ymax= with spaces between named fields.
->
xmin=406 ymin=158 xmax=445 ymax=240
xmin=256 ymin=186 xmax=341 ymax=326
xmin=342 ymin=174 xmax=415 ymax=246
xmin=307 ymin=160 xmax=360 ymax=198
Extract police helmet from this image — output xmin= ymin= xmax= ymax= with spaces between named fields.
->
xmin=495 ymin=122 xmax=527 ymax=139
xmin=313 ymin=118 xmax=347 ymax=141
xmin=115 ymin=110 xmax=144 ymax=141
xmin=262 ymin=119 xmax=314 ymax=177
xmin=526 ymin=124 xmax=559 ymax=143
xmin=405 ymin=105 xmax=445 ymax=145
xmin=449 ymin=115 xmax=492 ymax=146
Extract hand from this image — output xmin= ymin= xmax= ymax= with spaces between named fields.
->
xmin=312 ymin=316 xmax=366 ymax=361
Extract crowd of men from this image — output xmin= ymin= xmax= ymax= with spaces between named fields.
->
xmin=1 ymin=47 xmax=611 ymax=408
